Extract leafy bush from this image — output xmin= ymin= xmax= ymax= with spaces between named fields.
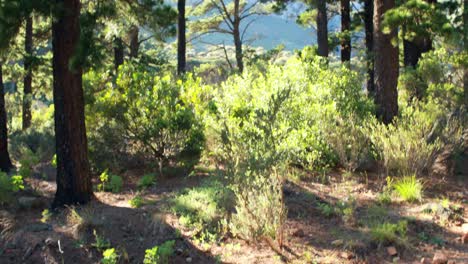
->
xmin=171 ymin=180 xmax=232 ymax=232
xmin=0 ymin=173 xmax=24 ymax=204
xmin=393 ymin=175 xmax=423 ymax=203
xmin=137 ymin=174 xmax=156 ymax=190
xmin=370 ymin=220 xmax=408 ymax=246
xmin=97 ymin=170 xmax=123 ymax=193
xmin=367 ymin=107 xmax=441 ymax=176
xmin=129 ymin=195 xmax=144 ymax=208
xmin=101 ymin=248 xmax=119 ymax=264
xmin=86 ymin=63 xmax=205 ymax=172
xmin=143 ymin=240 xmax=175 ymax=264
xmin=92 ymin=230 xmax=111 ymax=251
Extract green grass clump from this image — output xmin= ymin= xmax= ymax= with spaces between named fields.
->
xmin=393 ymin=175 xmax=423 ymax=203
xmin=370 ymin=220 xmax=408 ymax=246
xmin=143 ymin=240 xmax=175 ymax=264
xmin=137 ymin=174 xmax=156 ymax=190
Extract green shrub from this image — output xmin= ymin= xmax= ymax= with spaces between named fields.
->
xmin=370 ymin=220 xmax=408 ymax=246
xmin=92 ymin=230 xmax=111 ymax=251
xmin=98 ymin=170 xmax=123 ymax=193
xmin=393 ymin=175 xmax=423 ymax=203
xmin=137 ymin=174 xmax=156 ymax=190
xmin=101 ymin=248 xmax=119 ymax=264
xmin=0 ymin=173 xmax=24 ymax=204
xmin=171 ymin=180 xmax=232 ymax=231
xmin=17 ymin=147 xmax=40 ymax=178
xmin=367 ymin=107 xmax=441 ymax=176
xmin=86 ymin=63 xmax=205 ymax=172
xmin=143 ymin=240 xmax=175 ymax=264
xmin=317 ymin=203 xmax=336 ymax=217
xmin=129 ymin=195 xmax=144 ymax=208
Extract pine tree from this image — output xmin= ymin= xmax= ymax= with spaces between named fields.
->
xmin=177 ymin=0 xmax=186 ymax=75
xmin=373 ymin=0 xmax=399 ymax=124
xmin=0 ymin=62 xmax=13 ymax=172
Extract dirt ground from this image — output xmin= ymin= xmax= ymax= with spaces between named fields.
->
xmin=0 ymin=165 xmax=467 ymax=264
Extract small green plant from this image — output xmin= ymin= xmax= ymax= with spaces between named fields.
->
xmin=317 ymin=203 xmax=336 ymax=217
xmin=143 ymin=240 xmax=175 ymax=264
xmin=10 ymin=175 xmax=24 ymax=192
xmin=18 ymin=148 xmax=40 ymax=178
xmin=41 ymin=209 xmax=52 ymax=223
xmin=393 ymin=175 xmax=423 ymax=203
xmin=51 ymin=154 xmax=57 ymax=168
xmin=0 ymin=173 xmax=24 ymax=204
xmin=102 ymin=248 xmax=119 ymax=264
xmin=98 ymin=170 xmax=123 ymax=193
xmin=137 ymin=174 xmax=156 ymax=190
xmin=370 ymin=220 xmax=408 ymax=246
xmin=129 ymin=195 xmax=144 ymax=208
xmin=92 ymin=230 xmax=111 ymax=251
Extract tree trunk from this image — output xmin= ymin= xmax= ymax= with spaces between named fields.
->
xmin=52 ymin=0 xmax=92 ymax=207
xmin=463 ymin=0 xmax=467 ymax=108
xmin=340 ymin=0 xmax=351 ymax=62
xmin=373 ymin=0 xmax=399 ymax=124
xmin=317 ymin=0 xmax=328 ymax=57
xmin=23 ymin=16 xmax=33 ymax=130
xmin=177 ymin=0 xmax=186 ymax=75
xmin=364 ymin=0 xmax=375 ymax=96
xmin=114 ymin=37 xmax=124 ymax=71
xmin=233 ymin=0 xmax=244 ymax=73
xmin=129 ymin=26 xmax=139 ymax=58
xmin=0 ymin=63 xmax=13 ymax=172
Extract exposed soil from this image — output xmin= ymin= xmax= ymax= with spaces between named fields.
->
xmin=1 ymin=165 xmax=467 ymax=264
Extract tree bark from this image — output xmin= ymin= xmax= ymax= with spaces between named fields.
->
xmin=129 ymin=26 xmax=139 ymax=58
xmin=177 ymin=0 xmax=186 ymax=75
xmin=463 ymin=0 xmax=467 ymax=108
xmin=317 ymin=0 xmax=328 ymax=57
xmin=23 ymin=16 xmax=33 ymax=130
xmin=340 ymin=0 xmax=351 ymax=62
xmin=52 ymin=0 xmax=92 ymax=207
xmin=373 ymin=0 xmax=399 ymax=124
xmin=0 ymin=63 xmax=13 ymax=172
xmin=233 ymin=0 xmax=244 ymax=72
xmin=364 ymin=0 xmax=375 ymax=96
xmin=114 ymin=37 xmax=124 ymax=71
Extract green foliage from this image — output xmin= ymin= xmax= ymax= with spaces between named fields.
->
xmin=41 ymin=209 xmax=52 ymax=223
xmin=17 ymin=147 xmax=40 ymax=178
xmin=137 ymin=174 xmax=156 ymax=190
xmin=92 ymin=230 xmax=111 ymax=252
xmin=98 ymin=170 xmax=123 ymax=193
xmin=370 ymin=220 xmax=408 ymax=246
xmin=393 ymin=175 xmax=423 ymax=203
xmin=0 ymin=172 xmax=24 ymax=204
xmin=171 ymin=180 xmax=232 ymax=233
xmin=143 ymin=240 xmax=175 ymax=264
xmin=101 ymin=248 xmax=119 ymax=264
xmin=86 ymin=63 xmax=205 ymax=171
xmin=317 ymin=202 xmax=336 ymax=217
xmin=51 ymin=154 xmax=57 ymax=168
xmin=129 ymin=195 xmax=144 ymax=208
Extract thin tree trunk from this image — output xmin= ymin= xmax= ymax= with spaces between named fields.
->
xmin=114 ymin=37 xmax=124 ymax=71
xmin=364 ymin=0 xmax=375 ymax=96
xmin=0 ymin=63 xmax=13 ymax=172
xmin=23 ymin=16 xmax=33 ymax=130
xmin=52 ymin=0 xmax=92 ymax=207
xmin=317 ymin=0 xmax=328 ymax=57
xmin=177 ymin=0 xmax=186 ymax=75
xmin=373 ymin=0 xmax=399 ymax=124
xmin=463 ymin=0 xmax=467 ymax=107
xmin=233 ymin=0 xmax=244 ymax=72
xmin=340 ymin=0 xmax=351 ymax=62
xmin=129 ymin=26 xmax=139 ymax=58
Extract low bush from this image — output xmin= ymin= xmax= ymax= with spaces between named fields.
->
xmin=137 ymin=174 xmax=156 ymax=190
xmin=370 ymin=220 xmax=408 ymax=246
xmin=143 ymin=240 xmax=175 ymax=264
xmin=101 ymin=248 xmax=119 ymax=264
xmin=129 ymin=195 xmax=144 ymax=208
xmin=0 ymin=173 xmax=24 ymax=204
xmin=97 ymin=170 xmax=123 ymax=193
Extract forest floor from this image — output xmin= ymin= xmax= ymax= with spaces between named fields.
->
xmin=0 ymin=163 xmax=467 ymax=264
